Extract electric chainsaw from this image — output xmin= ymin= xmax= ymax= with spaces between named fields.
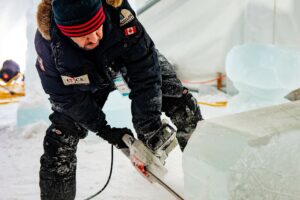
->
xmin=121 ymin=120 xmax=184 ymax=200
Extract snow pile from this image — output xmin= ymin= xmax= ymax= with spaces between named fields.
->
xmin=183 ymin=101 xmax=300 ymax=200
xmin=21 ymin=121 xmax=49 ymax=139
xmin=0 ymin=103 xmax=17 ymax=129
xmin=197 ymin=85 xmax=229 ymax=104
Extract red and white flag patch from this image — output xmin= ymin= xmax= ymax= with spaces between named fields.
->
xmin=124 ymin=26 xmax=137 ymax=36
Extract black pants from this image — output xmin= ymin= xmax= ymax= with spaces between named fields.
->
xmin=40 ymin=112 xmax=87 ymax=200
xmin=40 ymin=51 xmax=202 ymax=200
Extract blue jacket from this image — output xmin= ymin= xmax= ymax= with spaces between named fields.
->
xmin=35 ymin=0 xmax=162 ymax=135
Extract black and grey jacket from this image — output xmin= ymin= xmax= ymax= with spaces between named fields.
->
xmin=35 ymin=0 xmax=162 ymax=135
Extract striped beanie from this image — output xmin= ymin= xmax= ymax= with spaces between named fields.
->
xmin=52 ymin=0 xmax=106 ymax=37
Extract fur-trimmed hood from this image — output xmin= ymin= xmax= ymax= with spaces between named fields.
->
xmin=36 ymin=0 xmax=123 ymax=40
xmin=36 ymin=0 xmax=52 ymax=40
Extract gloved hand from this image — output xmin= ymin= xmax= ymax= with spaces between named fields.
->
xmin=138 ymin=119 xmax=177 ymax=162
xmin=97 ymin=125 xmax=134 ymax=149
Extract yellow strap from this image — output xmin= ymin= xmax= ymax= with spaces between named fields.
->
xmin=197 ymin=101 xmax=227 ymax=107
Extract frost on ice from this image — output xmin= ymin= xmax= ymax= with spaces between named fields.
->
xmin=183 ymin=101 xmax=300 ymax=200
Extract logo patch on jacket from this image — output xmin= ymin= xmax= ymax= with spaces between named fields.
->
xmin=124 ymin=26 xmax=137 ymax=36
xmin=61 ymin=74 xmax=90 ymax=86
xmin=120 ymin=9 xmax=135 ymax=27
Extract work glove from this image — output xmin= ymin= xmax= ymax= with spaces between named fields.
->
xmin=97 ymin=125 xmax=134 ymax=149
xmin=138 ymin=119 xmax=178 ymax=163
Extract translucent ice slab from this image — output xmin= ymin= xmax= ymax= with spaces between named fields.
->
xmin=183 ymin=101 xmax=300 ymax=200
xmin=226 ymin=44 xmax=300 ymax=112
xmin=17 ymin=105 xmax=51 ymax=128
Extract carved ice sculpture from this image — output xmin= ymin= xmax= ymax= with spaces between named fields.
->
xmin=226 ymin=44 xmax=300 ymax=112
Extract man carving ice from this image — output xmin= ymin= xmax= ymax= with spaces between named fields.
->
xmin=35 ymin=0 xmax=202 ymax=199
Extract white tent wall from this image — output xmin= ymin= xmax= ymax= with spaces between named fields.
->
xmin=275 ymin=0 xmax=300 ymax=46
xmin=244 ymin=0 xmax=276 ymax=44
xmin=138 ymin=0 xmax=244 ymax=81
xmin=244 ymin=0 xmax=300 ymax=46
xmin=0 ymin=1 xmax=30 ymax=70
xmin=138 ymin=0 xmax=300 ymax=82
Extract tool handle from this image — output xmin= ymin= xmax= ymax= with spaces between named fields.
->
xmin=122 ymin=134 xmax=136 ymax=148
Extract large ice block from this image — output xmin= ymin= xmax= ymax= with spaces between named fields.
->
xmin=183 ymin=101 xmax=300 ymax=200
xmin=226 ymin=44 xmax=300 ymax=112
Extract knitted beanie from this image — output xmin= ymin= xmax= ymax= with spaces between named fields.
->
xmin=52 ymin=0 xmax=106 ymax=37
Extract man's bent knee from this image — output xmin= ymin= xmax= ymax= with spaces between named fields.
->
xmin=40 ymin=125 xmax=80 ymax=200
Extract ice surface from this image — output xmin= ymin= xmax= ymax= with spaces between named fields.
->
xmin=183 ymin=101 xmax=300 ymax=200
xmin=225 ymin=44 xmax=300 ymax=112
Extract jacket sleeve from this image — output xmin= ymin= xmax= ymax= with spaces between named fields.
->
xmin=34 ymin=31 xmax=107 ymax=132
xmin=119 ymin=1 xmax=162 ymax=135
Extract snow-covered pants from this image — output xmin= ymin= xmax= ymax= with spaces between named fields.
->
xmin=40 ymin=113 xmax=87 ymax=200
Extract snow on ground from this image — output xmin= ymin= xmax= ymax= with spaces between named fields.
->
xmin=0 ymin=91 xmax=229 ymax=200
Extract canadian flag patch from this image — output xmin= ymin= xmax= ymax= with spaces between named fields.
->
xmin=124 ymin=26 xmax=137 ymax=36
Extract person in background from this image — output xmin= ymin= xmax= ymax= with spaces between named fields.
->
xmin=35 ymin=0 xmax=203 ymax=199
xmin=0 ymin=60 xmax=20 ymax=82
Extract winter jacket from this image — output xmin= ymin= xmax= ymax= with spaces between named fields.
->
xmin=35 ymin=0 xmax=162 ymax=135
